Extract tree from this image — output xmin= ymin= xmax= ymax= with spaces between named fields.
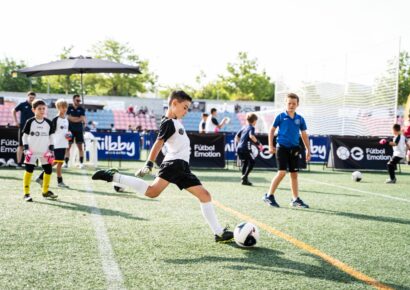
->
xmin=85 ymin=39 xmax=157 ymax=96
xmin=0 ymin=58 xmax=30 ymax=92
xmin=399 ymin=51 xmax=410 ymax=105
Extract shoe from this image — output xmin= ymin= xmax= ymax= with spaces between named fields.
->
xmin=215 ymin=227 xmax=234 ymax=243
xmin=263 ymin=193 xmax=280 ymax=207
xmin=24 ymin=194 xmax=33 ymax=202
xmin=92 ymin=168 xmax=119 ymax=182
xmin=241 ymin=179 xmax=253 ymax=186
xmin=35 ymin=177 xmax=43 ymax=186
xmin=42 ymin=191 xmax=58 ymax=199
xmin=63 ymin=163 xmax=68 ymax=168
xmin=290 ymin=197 xmax=309 ymax=208
xmin=79 ymin=164 xmax=85 ymax=169
xmin=385 ymin=178 xmax=396 ymax=184
xmin=58 ymin=182 xmax=69 ymax=188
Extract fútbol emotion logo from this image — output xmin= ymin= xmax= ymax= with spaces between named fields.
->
xmin=336 ymin=146 xmax=364 ymax=161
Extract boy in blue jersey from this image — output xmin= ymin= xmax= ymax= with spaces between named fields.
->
xmin=263 ymin=93 xmax=310 ymax=208
xmin=235 ymin=113 xmax=263 ymax=186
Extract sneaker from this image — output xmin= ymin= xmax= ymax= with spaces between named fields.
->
xmin=24 ymin=194 xmax=33 ymax=202
xmin=35 ymin=177 xmax=43 ymax=186
xmin=63 ymin=163 xmax=68 ymax=168
xmin=215 ymin=227 xmax=234 ymax=243
xmin=58 ymin=182 xmax=69 ymax=188
xmin=241 ymin=179 xmax=253 ymax=186
xmin=290 ymin=197 xmax=309 ymax=208
xmin=263 ymin=193 xmax=280 ymax=207
xmin=79 ymin=164 xmax=85 ymax=169
xmin=42 ymin=191 xmax=58 ymax=199
xmin=92 ymin=168 xmax=119 ymax=182
xmin=385 ymin=178 xmax=396 ymax=184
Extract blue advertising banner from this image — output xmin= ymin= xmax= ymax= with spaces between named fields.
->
xmin=225 ymin=133 xmax=237 ymax=161
xmin=93 ymin=132 xmax=140 ymax=160
xmin=309 ymin=135 xmax=330 ymax=163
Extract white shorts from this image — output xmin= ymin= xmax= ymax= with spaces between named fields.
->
xmin=24 ymin=154 xmax=48 ymax=166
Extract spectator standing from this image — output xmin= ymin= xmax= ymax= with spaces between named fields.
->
xmin=198 ymin=113 xmax=209 ymax=133
xmin=205 ymin=108 xmax=228 ymax=133
xmin=12 ymin=91 xmax=36 ymax=167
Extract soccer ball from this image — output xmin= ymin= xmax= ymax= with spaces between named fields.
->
xmin=234 ymin=222 xmax=259 ymax=247
xmin=352 ymin=171 xmax=362 ymax=182
xmin=113 ymin=183 xmax=125 ymax=192
xmin=65 ymin=131 xmax=73 ymax=141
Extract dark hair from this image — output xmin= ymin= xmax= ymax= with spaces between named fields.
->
xmin=287 ymin=93 xmax=299 ymax=103
xmin=168 ymin=90 xmax=192 ymax=105
xmin=393 ymin=124 xmax=401 ymax=132
xmin=246 ymin=113 xmax=258 ymax=123
xmin=210 ymin=108 xmax=217 ymax=114
xmin=32 ymin=99 xmax=46 ymax=109
xmin=73 ymin=94 xmax=80 ymax=100
xmin=202 ymin=113 xmax=209 ymax=117
xmin=27 ymin=91 xmax=36 ymax=97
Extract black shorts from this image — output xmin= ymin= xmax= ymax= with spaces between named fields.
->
xmin=69 ymin=130 xmax=84 ymax=144
xmin=388 ymin=156 xmax=402 ymax=170
xmin=54 ymin=148 xmax=67 ymax=163
xmin=237 ymin=150 xmax=255 ymax=161
xmin=158 ymin=159 xmax=202 ymax=190
xmin=276 ymin=146 xmax=300 ymax=172
xmin=18 ymin=128 xmax=24 ymax=146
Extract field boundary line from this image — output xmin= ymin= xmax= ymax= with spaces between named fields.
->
xmin=300 ymin=177 xmax=410 ymax=203
xmin=214 ymin=200 xmax=393 ymax=290
xmin=81 ymin=171 xmax=126 ymax=290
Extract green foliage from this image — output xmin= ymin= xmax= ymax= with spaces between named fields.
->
xmin=399 ymin=51 xmax=410 ymax=105
xmin=85 ymin=39 xmax=157 ymax=96
xmin=0 ymin=58 xmax=30 ymax=92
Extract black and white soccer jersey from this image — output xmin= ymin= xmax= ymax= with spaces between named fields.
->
xmin=158 ymin=117 xmax=191 ymax=163
xmin=393 ymin=134 xmax=406 ymax=158
xmin=51 ymin=116 xmax=69 ymax=149
xmin=205 ymin=116 xmax=219 ymax=133
xmin=22 ymin=117 xmax=55 ymax=155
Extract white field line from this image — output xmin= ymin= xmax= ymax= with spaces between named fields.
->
xmin=81 ymin=172 xmax=126 ymax=290
xmin=300 ymin=177 xmax=410 ymax=203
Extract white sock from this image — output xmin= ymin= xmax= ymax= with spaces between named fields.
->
xmin=113 ymin=173 xmax=148 ymax=194
xmin=200 ymin=202 xmax=224 ymax=236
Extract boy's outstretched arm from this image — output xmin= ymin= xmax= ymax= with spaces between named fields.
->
xmin=301 ymin=131 xmax=310 ymax=161
xmin=268 ymin=126 xmax=276 ymax=154
xmin=136 ymin=139 xmax=164 ymax=177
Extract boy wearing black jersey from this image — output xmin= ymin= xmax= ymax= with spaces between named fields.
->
xmin=92 ymin=91 xmax=233 ymax=243
xmin=22 ymin=99 xmax=58 ymax=202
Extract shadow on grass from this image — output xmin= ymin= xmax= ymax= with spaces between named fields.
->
xmin=64 ymin=187 xmax=158 ymax=202
xmin=165 ymin=245 xmax=358 ymax=285
xmin=299 ymin=208 xmax=410 ymax=226
xmin=36 ymin=200 xmax=147 ymax=221
xmin=303 ymin=189 xmax=361 ymax=197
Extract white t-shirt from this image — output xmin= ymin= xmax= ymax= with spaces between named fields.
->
xmin=393 ymin=134 xmax=407 ymax=158
xmin=51 ymin=116 xmax=69 ymax=149
xmin=158 ymin=117 xmax=191 ymax=163
xmin=205 ymin=116 xmax=219 ymax=133
xmin=22 ymin=117 xmax=54 ymax=155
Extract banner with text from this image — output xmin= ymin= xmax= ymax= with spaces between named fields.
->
xmin=93 ymin=132 xmax=140 ymax=161
xmin=0 ymin=127 xmax=18 ymax=165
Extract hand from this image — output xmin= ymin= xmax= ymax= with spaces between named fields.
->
xmin=306 ymin=151 xmax=311 ymax=162
xmin=135 ymin=161 xmax=154 ymax=177
xmin=269 ymin=146 xmax=276 ymax=154
xmin=379 ymin=139 xmax=387 ymax=145
xmin=24 ymin=149 xmax=32 ymax=163
xmin=258 ymin=144 xmax=264 ymax=152
xmin=44 ymin=151 xmax=55 ymax=165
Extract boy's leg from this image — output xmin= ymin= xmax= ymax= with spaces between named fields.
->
xmin=186 ymin=185 xmax=226 ymax=237
xmin=23 ymin=164 xmax=35 ymax=196
xmin=77 ymin=143 xmax=84 ymax=165
xmin=268 ymin=170 xmax=286 ymax=195
xmin=243 ymin=157 xmax=255 ymax=180
xmin=387 ymin=157 xmax=401 ymax=182
xmin=290 ymin=172 xmax=299 ymax=199
xmin=41 ymin=164 xmax=52 ymax=193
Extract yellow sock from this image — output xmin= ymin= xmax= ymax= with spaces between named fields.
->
xmin=23 ymin=171 xmax=33 ymax=195
xmin=42 ymin=173 xmax=51 ymax=193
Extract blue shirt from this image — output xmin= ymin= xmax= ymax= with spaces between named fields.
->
xmin=273 ymin=111 xmax=307 ymax=148
xmin=14 ymin=101 xmax=34 ymax=128
xmin=67 ymin=104 xmax=85 ymax=131
xmin=236 ymin=125 xmax=256 ymax=152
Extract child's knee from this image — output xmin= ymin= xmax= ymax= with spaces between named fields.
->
xmin=290 ymin=172 xmax=298 ymax=179
xmin=277 ymin=171 xmax=286 ymax=178
xmin=145 ymin=186 xmax=160 ymax=198
xmin=199 ymin=190 xmax=212 ymax=203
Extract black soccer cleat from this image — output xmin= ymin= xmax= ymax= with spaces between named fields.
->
xmin=42 ymin=191 xmax=58 ymax=199
xmin=241 ymin=179 xmax=253 ymax=186
xmin=263 ymin=193 xmax=280 ymax=208
xmin=92 ymin=168 xmax=119 ymax=182
xmin=215 ymin=228 xmax=234 ymax=243
xmin=385 ymin=178 xmax=396 ymax=184
xmin=290 ymin=197 xmax=309 ymax=208
xmin=24 ymin=194 xmax=33 ymax=202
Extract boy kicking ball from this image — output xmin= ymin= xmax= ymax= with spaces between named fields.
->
xmin=92 ymin=91 xmax=233 ymax=243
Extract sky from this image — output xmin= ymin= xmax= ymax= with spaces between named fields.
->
xmin=1 ymin=0 xmax=409 ymax=88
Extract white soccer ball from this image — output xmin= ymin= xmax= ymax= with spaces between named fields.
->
xmin=113 ymin=183 xmax=126 ymax=192
xmin=234 ymin=222 xmax=259 ymax=247
xmin=352 ymin=171 xmax=362 ymax=182
xmin=224 ymin=117 xmax=231 ymax=125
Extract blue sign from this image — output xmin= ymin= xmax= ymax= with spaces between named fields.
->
xmin=225 ymin=133 xmax=237 ymax=160
xmin=309 ymin=135 xmax=330 ymax=162
xmin=93 ymin=132 xmax=140 ymax=160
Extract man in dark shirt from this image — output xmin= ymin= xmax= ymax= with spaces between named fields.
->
xmin=65 ymin=94 xmax=86 ymax=169
xmin=12 ymin=91 xmax=36 ymax=167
